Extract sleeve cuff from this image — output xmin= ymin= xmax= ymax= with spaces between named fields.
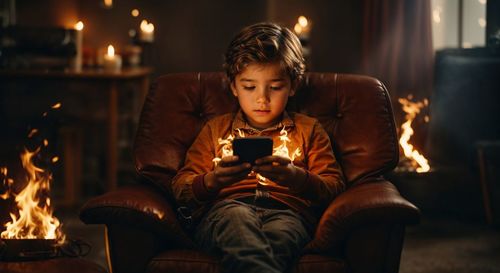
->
xmin=290 ymin=170 xmax=322 ymax=198
xmin=192 ymin=174 xmax=219 ymax=202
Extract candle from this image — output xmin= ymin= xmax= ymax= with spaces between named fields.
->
xmin=73 ymin=21 xmax=84 ymax=71
xmin=294 ymin=16 xmax=310 ymax=40
xmin=103 ymin=45 xmax=122 ymax=71
xmin=139 ymin=19 xmax=155 ymax=42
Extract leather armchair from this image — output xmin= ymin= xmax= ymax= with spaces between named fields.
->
xmin=80 ymin=72 xmax=420 ymax=273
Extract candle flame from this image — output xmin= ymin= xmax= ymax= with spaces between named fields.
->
xmin=74 ymin=21 xmax=84 ymax=31
xmin=107 ymin=45 xmax=115 ymax=57
xmin=294 ymin=24 xmax=303 ymax=34
xmin=140 ymin=20 xmax=155 ymax=33
xmin=298 ymin=16 xmax=308 ymax=28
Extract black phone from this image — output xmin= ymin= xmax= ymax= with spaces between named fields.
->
xmin=233 ymin=137 xmax=273 ymax=165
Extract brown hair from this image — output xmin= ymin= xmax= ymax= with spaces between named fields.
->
xmin=223 ymin=22 xmax=305 ymax=84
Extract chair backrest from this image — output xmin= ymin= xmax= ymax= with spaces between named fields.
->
xmin=134 ymin=72 xmax=398 ymax=193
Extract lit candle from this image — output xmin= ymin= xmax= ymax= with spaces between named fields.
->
xmin=294 ymin=16 xmax=310 ymax=39
xmin=139 ymin=19 xmax=155 ymax=42
xmin=73 ymin=21 xmax=84 ymax=71
xmin=103 ymin=45 xmax=122 ymax=71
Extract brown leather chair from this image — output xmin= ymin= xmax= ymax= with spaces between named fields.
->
xmin=80 ymin=72 xmax=420 ymax=273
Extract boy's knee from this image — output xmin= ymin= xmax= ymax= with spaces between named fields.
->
xmin=220 ymin=202 xmax=254 ymax=220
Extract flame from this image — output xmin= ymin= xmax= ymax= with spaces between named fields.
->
xmin=0 ymin=148 xmax=65 ymax=244
xmin=273 ymin=126 xmax=301 ymax=162
xmin=140 ymin=20 xmax=155 ymax=33
xmin=28 ymin=129 xmax=38 ymax=138
xmin=212 ymin=126 xmax=301 ymax=185
xmin=294 ymin=16 xmax=311 ymax=36
xmin=294 ymin=24 xmax=303 ymax=35
xmin=107 ymin=45 xmax=115 ymax=57
xmin=298 ymin=16 xmax=308 ymax=28
xmin=74 ymin=21 xmax=84 ymax=31
xmin=398 ymin=97 xmax=430 ymax=173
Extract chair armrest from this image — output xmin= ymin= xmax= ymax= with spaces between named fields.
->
xmin=79 ymin=184 xmax=195 ymax=248
xmin=306 ymin=180 xmax=420 ymax=252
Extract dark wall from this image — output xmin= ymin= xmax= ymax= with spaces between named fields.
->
xmin=268 ymin=0 xmax=363 ymax=73
xmin=487 ymin=0 xmax=500 ymax=46
xmin=16 ymin=0 xmax=79 ymax=28
xmin=15 ymin=0 xmax=363 ymax=77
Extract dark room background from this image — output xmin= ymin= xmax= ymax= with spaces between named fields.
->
xmin=15 ymin=0 xmax=364 ymax=77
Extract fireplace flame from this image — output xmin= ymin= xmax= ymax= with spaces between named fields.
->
xmin=1 ymin=103 xmax=65 ymax=244
xmin=398 ymin=96 xmax=430 ymax=173
xmin=1 ymin=148 xmax=65 ymax=244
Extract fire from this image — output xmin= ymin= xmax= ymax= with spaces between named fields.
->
xmin=0 ymin=103 xmax=65 ymax=244
xmin=213 ymin=126 xmax=301 ymax=185
xmin=273 ymin=126 xmax=301 ymax=162
xmin=398 ymin=96 xmax=430 ymax=173
xmin=1 ymin=148 xmax=65 ymax=244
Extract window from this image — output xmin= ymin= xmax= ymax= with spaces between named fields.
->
xmin=432 ymin=0 xmax=487 ymax=50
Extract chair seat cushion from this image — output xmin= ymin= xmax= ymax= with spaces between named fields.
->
xmin=147 ymin=250 xmax=346 ymax=273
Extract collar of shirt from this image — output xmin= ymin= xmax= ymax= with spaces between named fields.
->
xmin=231 ymin=109 xmax=295 ymax=136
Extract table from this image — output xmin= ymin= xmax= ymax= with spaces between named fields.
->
xmin=0 ymin=67 xmax=153 ymax=201
xmin=0 ymin=257 xmax=107 ymax=273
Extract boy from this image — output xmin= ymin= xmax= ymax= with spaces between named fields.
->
xmin=172 ymin=22 xmax=345 ymax=273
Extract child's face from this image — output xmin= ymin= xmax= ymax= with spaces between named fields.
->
xmin=231 ymin=62 xmax=295 ymax=130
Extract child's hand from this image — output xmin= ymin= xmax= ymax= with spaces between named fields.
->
xmin=204 ymin=156 xmax=252 ymax=192
xmin=252 ymin=155 xmax=307 ymax=189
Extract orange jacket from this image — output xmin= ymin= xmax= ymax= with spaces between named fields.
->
xmin=172 ymin=110 xmax=345 ymax=225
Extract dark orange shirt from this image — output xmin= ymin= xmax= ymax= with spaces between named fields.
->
xmin=172 ymin=110 xmax=345 ymax=225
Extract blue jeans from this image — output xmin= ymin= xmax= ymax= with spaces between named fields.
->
xmin=194 ymin=198 xmax=311 ymax=273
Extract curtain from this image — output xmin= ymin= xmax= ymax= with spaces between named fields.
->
xmin=362 ymin=0 xmax=433 ymax=152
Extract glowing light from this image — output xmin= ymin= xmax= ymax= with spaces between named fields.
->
xmin=131 ymin=9 xmax=139 ymax=17
xmin=74 ymin=21 xmax=84 ymax=31
xmin=140 ymin=20 xmax=155 ymax=33
xmin=104 ymin=0 xmax=112 ymax=7
xmin=1 ymin=148 xmax=65 ymax=243
xmin=478 ymin=18 xmax=486 ymax=28
xmin=298 ymin=16 xmax=308 ymax=28
xmin=294 ymin=24 xmax=303 ymax=34
xmin=433 ymin=7 xmax=442 ymax=23
xmin=28 ymin=129 xmax=38 ymax=138
xmin=212 ymin=126 xmax=301 ymax=185
xmin=51 ymin=102 xmax=61 ymax=109
xmin=398 ymin=97 xmax=430 ymax=173
xmin=107 ymin=45 xmax=115 ymax=57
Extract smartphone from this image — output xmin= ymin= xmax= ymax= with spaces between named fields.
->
xmin=233 ymin=137 xmax=273 ymax=165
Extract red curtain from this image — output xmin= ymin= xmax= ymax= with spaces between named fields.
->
xmin=362 ymin=0 xmax=433 ymax=151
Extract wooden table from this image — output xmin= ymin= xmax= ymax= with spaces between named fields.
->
xmin=0 ymin=67 xmax=152 ymax=200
